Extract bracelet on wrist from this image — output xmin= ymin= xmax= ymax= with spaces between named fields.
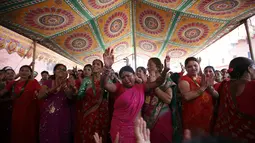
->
xmin=198 ymin=87 xmax=206 ymax=96
xmin=197 ymin=89 xmax=203 ymax=96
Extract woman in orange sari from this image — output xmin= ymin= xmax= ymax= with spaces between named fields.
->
xmin=0 ymin=65 xmax=41 ymax=143
xmin=178 ymin=57 xmax=218 ymax=135
xmin=214 ymin=57 xmax=255 ymax=143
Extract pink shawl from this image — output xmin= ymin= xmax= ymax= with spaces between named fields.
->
xmin=110 ymin=83 xmax=145 ymax=143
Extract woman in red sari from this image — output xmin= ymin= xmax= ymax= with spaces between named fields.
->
xmin=213 ymin=57 xmax=255 ymax=143
xmin=178 ymin=57 xmax=218 ymax=135
xmin=75 ymin=59 xmax=109 ymax=143
xmin=143 ymin=57 xmax=173 ymax=143
xmin=0 ymin=65 xmax=41 ymax=143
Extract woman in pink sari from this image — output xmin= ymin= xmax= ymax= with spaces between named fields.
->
xmin=102 ymin=48 xmax=169 ymax=143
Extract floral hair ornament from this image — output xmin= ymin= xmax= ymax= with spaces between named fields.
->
xmin=227 ymin=68 xmax=234 ymax=73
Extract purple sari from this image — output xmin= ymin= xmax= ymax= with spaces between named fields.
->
xmin=39 ymin=80 xmax=74 ymax=143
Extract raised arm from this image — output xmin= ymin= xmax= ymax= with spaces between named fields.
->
xmin=154 ymin=86 xmax=172 ymax=104
xmin=102 ymin=48 xmax=117 ymax=93
xmin=197 ymin=57 xmax=203 ymax=76
xmin=178 ymin=75 xmax=207 ymax=101
xmin=101 ymin=68 xmax=117 ymax=93
xmin=179 ymin=62 xmax=185 ymax=76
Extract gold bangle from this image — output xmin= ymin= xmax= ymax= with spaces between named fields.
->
xmin=197 ymin=89 xmax=204 ymax=96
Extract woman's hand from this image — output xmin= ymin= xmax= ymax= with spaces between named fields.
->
xmin=135 ymin=118 xmax=150 ymax=143
xmin=164 ymin=55 xmax=171 ymax=71
xmin=161 ymin=56 xmax=170 ymax=78
xmin=180 ymin=62 xmax=185 ymax=72
xmin=135 ymin=75 xmax=143 ymax=84
xmin=200 ymin=74 xmax=208 ymax=88
xmin=183 ymin=129 xmax=192 ymax=142
xmin=93 ymin=132 xmax=102 ymax=143
xmin=93 ymin=132 xmax=119 ymax=143
xmin=197 ymin=57 xmax=202 ymax=64
xmin=73 ymin=66 xmax=78 ymax=73
xmin=206 ymin=74 xmax=215 ymax=87
xmin=62 ymin=83 xmax=75 ymax=99
xmin=103 ymin=48 xmax=114 ymax=68
xmin=37 ymin=85 xmax=49 ymax=99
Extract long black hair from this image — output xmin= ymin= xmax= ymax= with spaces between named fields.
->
xmin=184 ymin=57 xmax=199 ymax=67
xmin=228 ymin=57 xmax=253 ymax=79
xmin=204 ymin=66 xmax=215 ymax=73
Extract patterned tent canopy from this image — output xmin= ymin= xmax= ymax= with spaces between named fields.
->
xmin=0 ymin=0 xmax=254 ymax=66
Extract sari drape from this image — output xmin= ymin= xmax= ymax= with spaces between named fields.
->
xmin=180 ymin=75 xmax=213 ymax=134
xmin=143 ymin=80 xmax=173 ymax=143
xmin=0 ymin=81 xmax=12 ymax=143
xmin=110 ymin=83 xmax=145 ymax=143
xmin=75 ymin=77 xmax=109 ymax=143
xmin=39 ymin=80 xmax=75 ymax=143
xmin=6 ymin=79 xmax=41 ymax=143
xmin=170 ymin=84 xmax=183 ymax=143
xmin=214 ymin=81 xmax=255 ymax=143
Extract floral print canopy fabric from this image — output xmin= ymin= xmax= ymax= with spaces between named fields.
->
xmin=0 ymin=0 xmax=254 ymax=65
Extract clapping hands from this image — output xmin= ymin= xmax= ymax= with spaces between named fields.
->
xmin=201 ymin=74 xmax=215 ymax=88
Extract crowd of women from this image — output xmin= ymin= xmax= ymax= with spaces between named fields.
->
xmin=0 ymin=48 xmax=254 ymax=143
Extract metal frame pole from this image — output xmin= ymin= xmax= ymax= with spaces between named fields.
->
xmin=32 ymin=40 xmax=36 ymax=79
xmin=131 ymin=0 xmax=137 ymax=69
xmin=244 ymin=20 xmax=254 ymax=61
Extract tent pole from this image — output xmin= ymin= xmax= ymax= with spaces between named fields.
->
xmin=132 ymin=0 xmax=137 ymax=69
xmin=32 ymin=40 xmax=36 ymax=79
xmin=244 ymin=20 xmax=254 ymax=61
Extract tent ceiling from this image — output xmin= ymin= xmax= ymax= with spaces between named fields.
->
xmin=0 ymin=0 xmax=254 ymax=66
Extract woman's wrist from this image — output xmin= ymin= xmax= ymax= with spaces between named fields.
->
xmin=208 ymin=85 xmax=214 ymax=91
xmin=104 ymin=65 xmax=112 ymax=69
xmin=197 ymin=86 xmax=206 ymax=96
xmin=155 ymin=87 xmax=161 ymax=93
